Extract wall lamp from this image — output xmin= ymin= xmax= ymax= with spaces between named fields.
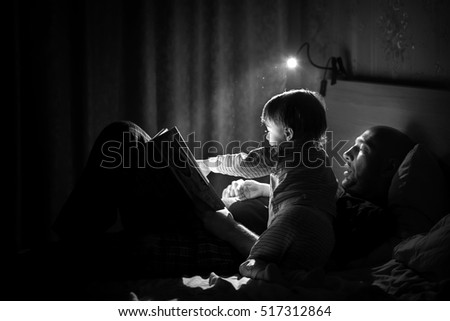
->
xmin=286 ymin=42 xmax=347 ymax=96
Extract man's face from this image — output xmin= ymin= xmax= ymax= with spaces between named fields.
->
xmin=341 ymin=129 xmax=383 ymax=197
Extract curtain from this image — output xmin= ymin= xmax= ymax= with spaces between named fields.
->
xmin=13 ymin=0 xmax=300 ymax=252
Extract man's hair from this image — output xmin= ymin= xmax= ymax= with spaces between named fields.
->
xmin=369 ymin=125 xmax=415 ymax=168
xmin=261 ymin=89 xmax=327 ymax=145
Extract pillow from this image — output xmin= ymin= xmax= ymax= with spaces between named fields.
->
xmin=388 ymin=144 xmax=450 ymax=240
xmin=393 ymin=213 xmax=450 ymax=280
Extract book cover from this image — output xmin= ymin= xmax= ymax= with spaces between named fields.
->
xmin=149 ymin=126 xmax=226 ymax=212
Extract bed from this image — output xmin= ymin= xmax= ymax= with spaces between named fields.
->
xmin=9 ymin=80 xmax=450 ymax=301
xmin=92 ymin=80 xmax=450 ymax=301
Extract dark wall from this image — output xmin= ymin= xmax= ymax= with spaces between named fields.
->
xmin=11 ymin=0 xmax=301 ymax=254
xmin=11 ymin=0 xmax=449 ymax=256
xmin=288 ymin=0 xmax=450 ymax=92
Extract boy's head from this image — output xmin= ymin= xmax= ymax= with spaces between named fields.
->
xmin=261 ymin=89 xmax=327 ymax=146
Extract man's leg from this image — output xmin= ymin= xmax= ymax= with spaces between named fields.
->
xmin=53 ymin=121 xmax=136 ymax=240
xmin=53 ymin=121 xmax=241 ymax=278
xmin=228 ymin=198 xmax=269 ymax=235
xmin=52 ymin=121 xmax=193 ymax=240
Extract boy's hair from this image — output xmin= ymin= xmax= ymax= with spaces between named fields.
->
xmin=261 ymin=89 xmax=327 ymax=146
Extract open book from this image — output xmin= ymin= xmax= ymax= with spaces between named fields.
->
xmin=149 ymin=126 xmax=226 ymax=211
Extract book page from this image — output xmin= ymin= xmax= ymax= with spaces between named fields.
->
xmin=153 ymin=128 xmax=168 ymax=138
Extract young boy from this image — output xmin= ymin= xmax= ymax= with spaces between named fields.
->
xmin=199 ymin=89 xmax=338 ymax=278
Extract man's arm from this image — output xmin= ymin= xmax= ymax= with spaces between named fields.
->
xmin=202 ymin=209 xmax=259 ymax=257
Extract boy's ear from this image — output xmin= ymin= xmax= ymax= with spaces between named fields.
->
xmin=284 ymin=127 xmax=294 ymax=141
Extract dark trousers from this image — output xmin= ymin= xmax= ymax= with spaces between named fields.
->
xmin=53 ymin=121 xmax=197 ymax=241
xmin=52 ymin=121 xmax=240 ymax=279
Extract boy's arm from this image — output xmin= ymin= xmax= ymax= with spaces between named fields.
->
xmin=203 ymin=148 xmax=273 ymax=179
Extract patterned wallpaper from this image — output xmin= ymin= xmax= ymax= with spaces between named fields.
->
xmin=293 ymin=0 xmax=450 ymax=91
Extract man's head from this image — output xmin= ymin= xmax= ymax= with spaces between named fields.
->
xmin=342 ymin=126 xmax=415 ymax=206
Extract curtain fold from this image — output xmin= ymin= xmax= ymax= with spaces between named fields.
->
xmin=13 ymin=0 xmax=298 ymax=251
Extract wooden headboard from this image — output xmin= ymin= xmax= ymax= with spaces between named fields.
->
xmin=324 ymin=80 xmax=450 ymax=184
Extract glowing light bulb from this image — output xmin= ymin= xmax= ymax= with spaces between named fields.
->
xmin=286 ymin=57 xmax=298 ymax=69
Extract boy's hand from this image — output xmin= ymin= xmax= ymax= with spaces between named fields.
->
xmin=222 ymin=179 xmax=266 ymax=200
xmin=221 ymin=196 xmax=239 ymax=208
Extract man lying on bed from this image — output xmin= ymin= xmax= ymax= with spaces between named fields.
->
xmin=226 ymin=125 xmax=415 ymax=270
xmin=52 ymin=123 xmax=414 ymax=280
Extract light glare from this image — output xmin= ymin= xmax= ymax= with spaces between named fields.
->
xmin=286 ymin=57 xmax=298 ymax=69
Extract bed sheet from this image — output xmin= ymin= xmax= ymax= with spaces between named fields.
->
xmin=122 ymin=264 xmax=390 ymax=301
xmin=372 ymin=259 xmax=450 ymax=300
xmin=82 ymin=257 xmax=450 ymax=301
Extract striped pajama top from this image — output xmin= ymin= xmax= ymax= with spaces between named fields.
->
xmin=208 ymin=144 xmax=337 ymax=224
xmin=208 ymin=143 xmax=338 ymax=270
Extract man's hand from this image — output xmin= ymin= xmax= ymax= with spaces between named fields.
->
xmin=222 ymin=179 xmax=269 ymax=200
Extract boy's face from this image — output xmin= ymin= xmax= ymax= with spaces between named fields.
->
xmin=264 ymin=120 xmax=286 ymax=146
